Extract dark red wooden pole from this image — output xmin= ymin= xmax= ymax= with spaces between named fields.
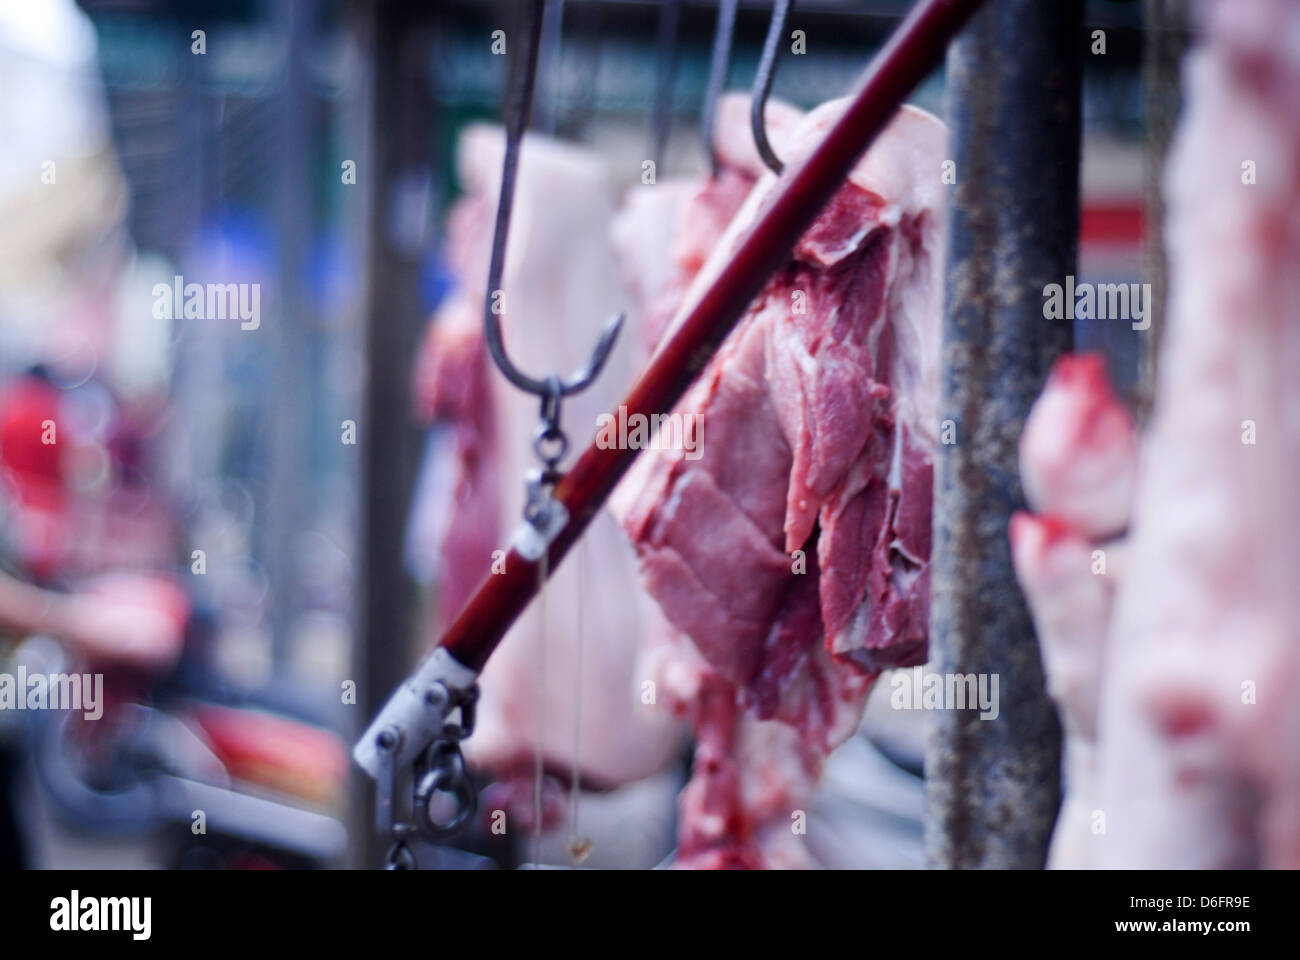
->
xmin=440 ymin=0 xmax=985 ymax=673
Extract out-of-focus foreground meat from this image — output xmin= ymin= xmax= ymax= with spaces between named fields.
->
xmin=1011 ymin=353 xmax=1136 ymax=868
xmin=1097 ymin=0 xmax=1300 ymax=869
xmin=413 ymin=127 xmax=684 ymax=816
xmin=613 ymin=98 xmax=946 ymax=867
xmin=1013 ymin=0 xmax=1300 ymax=868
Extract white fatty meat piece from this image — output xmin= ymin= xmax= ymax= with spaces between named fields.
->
xmin=1095 ymin=0 xmax=1300 ymax=869
xmin=1012 ymin=353 xmax=1138 ymax=868
xmin=413 ymin=127 xmax=685 ymax=796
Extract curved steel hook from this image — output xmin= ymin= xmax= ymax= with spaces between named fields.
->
xmin=483 ymin=0 xmax=624 ymax=401
xmin=700 ymin=0 xmax=739 ymax=178
xmin=752 ymin=0 xmax=795 ymax=175
xmin=651 ymin=0 xmax=682 ymax=174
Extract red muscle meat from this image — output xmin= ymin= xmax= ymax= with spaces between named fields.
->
xmin=615 ymin=100 xmax=946 ymax=867
xmin=622 ymin=102 xmax=944 ymax=741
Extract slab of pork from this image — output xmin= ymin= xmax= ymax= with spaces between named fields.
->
xmin=1012 ymin=353 xmax=1136 ymax=868
xmin=1095 ymin=0 xmax=1300 ymax=869
xmin=611 ymin=94 xmax=824 ymax=868
xmin=614 ymin=99 xmax=946 ymax=867
xmin=1013 ymin=0 xmax=1300 ymax=868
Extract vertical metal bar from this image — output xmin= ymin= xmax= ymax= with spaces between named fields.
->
xmin=266 ymin=0 xmax=312 ymax=666
xmin=342 ymin=2 xmax=378 ymax=870
xmin=346 ymin=0 xmax=433 ymax=869
xmin=651 ymin=0 xmax=682 ymax=173
xmin=925 ymin=0 xmax=1083 ymax=869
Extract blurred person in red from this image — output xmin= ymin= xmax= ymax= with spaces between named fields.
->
xmin=0 ymin=366 xmax=189 ymax=868
xmin=0 ymin=0 xmax=187 ymax=867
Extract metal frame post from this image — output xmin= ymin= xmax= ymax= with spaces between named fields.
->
xmin=925 ymin=0 xmax=1083 ymax=869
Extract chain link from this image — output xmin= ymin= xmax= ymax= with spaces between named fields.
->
xmin=414 ymin=740 xmax=478 ymax=839
xmin=524 ymin=376 xmax=568 ymax=531
xmin=374 ymin=680 xmax=480 ymax=869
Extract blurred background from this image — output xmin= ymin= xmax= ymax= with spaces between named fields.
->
xmin=0 ymin=0 xmax=1158 ymax=870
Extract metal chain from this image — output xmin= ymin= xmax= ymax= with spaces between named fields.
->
xmin=524 ymin=376 xmax=568 ymax=531
xmin=532 ymin=375 xmax=568 ymax=483
xmin=380 ymin=681 xmax=480 ymax=870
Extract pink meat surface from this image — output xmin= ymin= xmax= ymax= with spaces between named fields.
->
xmin=622 ymin=102 xmax=945 ymax=738
xmin=611 ymin=94 xmax=805 ymax=356
xmin=413 ymin=295 xmax=501 ymax=624
xmin=1012 ymin=0 xmax=1300 ymax=869
xmin=614 ymin=100 xmax=946 ymax=866
xmin=1011 ymin=353 xmax=1137 ymax=868
xmin=1019 ymin=354 xmax=1138 ymax=541
xmin=1093 ymin=0 xmax=1300 ymax=869
xmin=611 ymin=96 xmax=822 ymax=868
xmin=637 ymin=627 xmax=822 ymax=870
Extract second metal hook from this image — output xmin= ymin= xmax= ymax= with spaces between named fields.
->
xmin=700 ymin=0 xmax=739 ymax=177
xmin=482 ymin=0 xmax=625 ymax=403
xmin=752 ymin=0 xmax=795 ymax=175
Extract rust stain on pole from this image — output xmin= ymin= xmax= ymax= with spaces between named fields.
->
xmin=925 ymin=0 xmax=1082 ymax=868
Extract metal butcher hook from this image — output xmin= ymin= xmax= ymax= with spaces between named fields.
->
xmin=752 ymin=0 xmax=795 ymax=175
xmin=700 ymin=0 xmax=739 ymax=177
xmin=483 ymin=0 xmax=625 ymax=506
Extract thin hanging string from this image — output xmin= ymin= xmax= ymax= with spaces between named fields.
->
xmin=532 ymin=547 xmax=548 ymax=868
xmin=568 ymin=538 xmax=586 ymax=862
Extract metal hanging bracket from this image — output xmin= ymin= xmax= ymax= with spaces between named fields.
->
xmin=354 ymin=1 xmax=628 ymax=868
xmin=369 ymin=664 xmax=480 ymax=870
xmin=355 ymin=646 xmax=481 ymax=868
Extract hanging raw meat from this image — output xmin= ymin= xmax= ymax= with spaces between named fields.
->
xmin=1094 ymin=0 xmax=1300 ymax=869
xmin=612 ymin=93 xmax=824 ymax=869
xmin=1012 ymin=0 xmax=1300 ymax=868
xmin=611 ymin=94 xmax=806 ymax=356
xmin=613 ymin=97 xmax=947 ymax=867
xmin=1011 ymin=353 xmax=1137 ymax=868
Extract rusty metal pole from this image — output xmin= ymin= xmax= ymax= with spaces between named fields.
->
xmin=925 ymin=0 xmax=1083 ymax=869
xmin=346 ymin=0 xmax=435 ymax=868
